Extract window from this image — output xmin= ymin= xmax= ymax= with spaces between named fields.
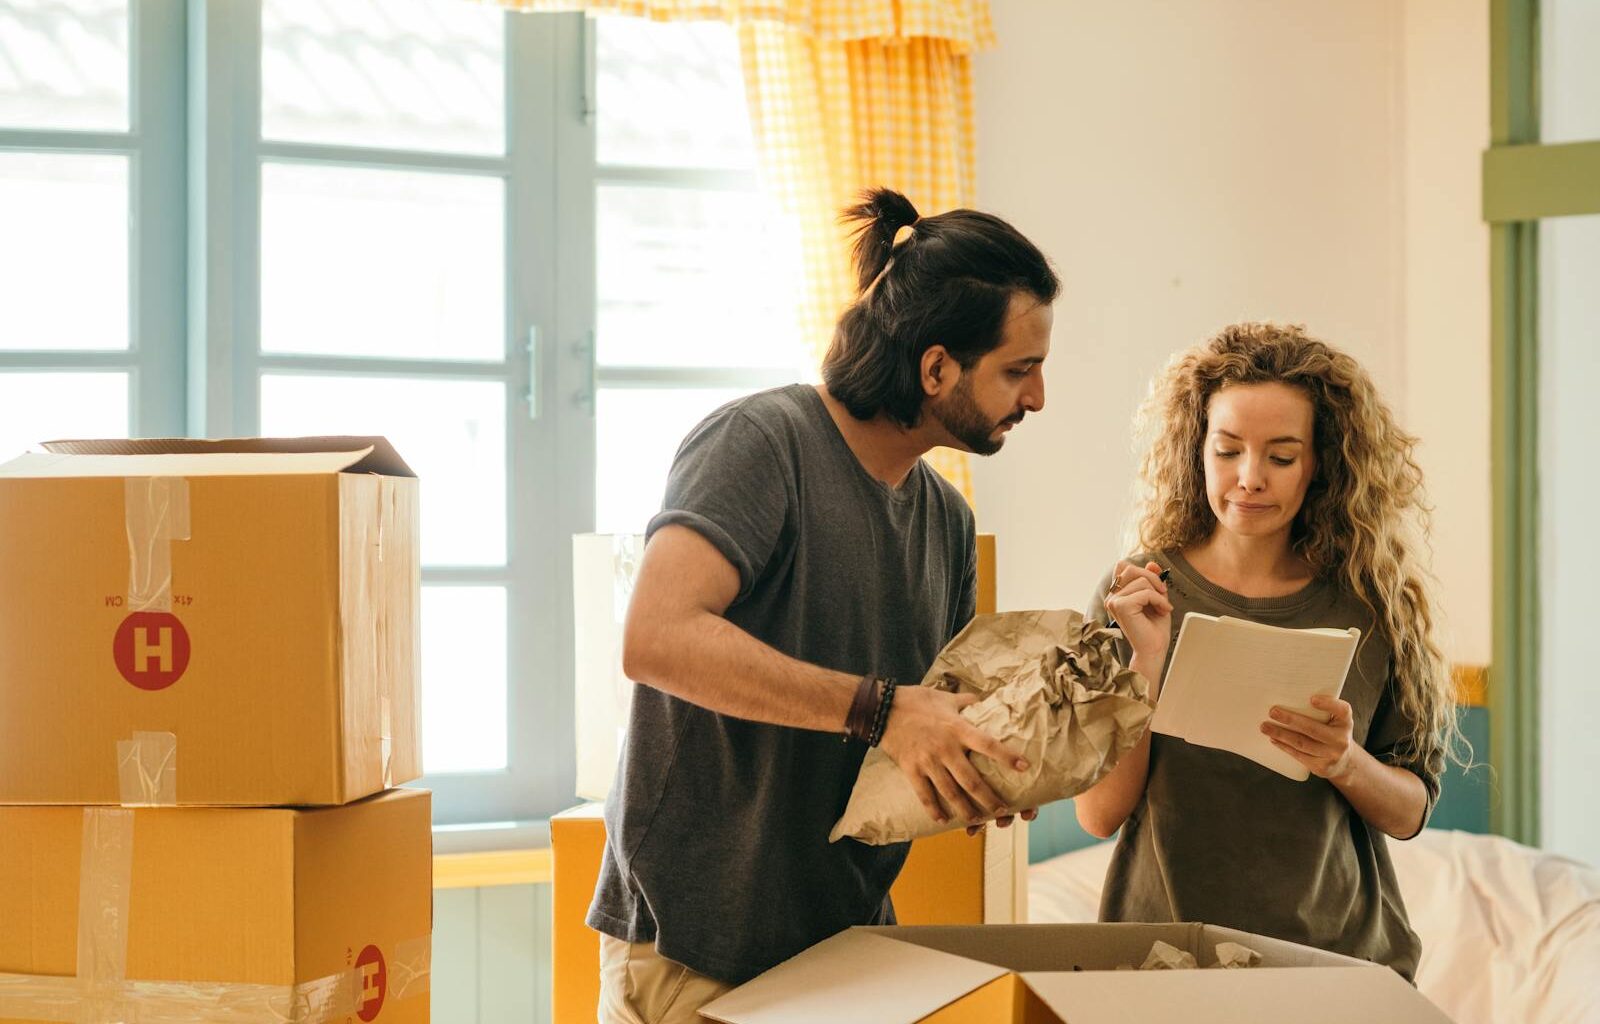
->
xmin=0 ymin=0 xmax=183 ymax=453
xmin=591 ymin=17 xmax=803 ymax=535
xmin=0 ymin=1 xmax=800 ymax=825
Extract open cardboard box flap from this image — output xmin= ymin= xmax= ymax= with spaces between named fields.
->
xmin=699 ymin=929 xmax=1009 ymax=1024
xmin=0 ymin=435 xmax=414 ymax=478
xmin=1020 ymin=965 xmax=1451 ymax=1024
xmin=700 ymin=923 xmax=1454 ymax=1024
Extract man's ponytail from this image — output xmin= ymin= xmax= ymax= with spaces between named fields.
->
xmin=841 ymin=188 xmax=921 ymax=293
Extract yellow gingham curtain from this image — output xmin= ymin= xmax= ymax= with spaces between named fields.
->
xmin=489 ymin=0 xmax=992 ymax=502
xmin=737 ymin=21 xmax=984 ymax=499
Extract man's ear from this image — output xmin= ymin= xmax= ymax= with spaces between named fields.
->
xmin=921 ymin=345 xmax=955 ymax=397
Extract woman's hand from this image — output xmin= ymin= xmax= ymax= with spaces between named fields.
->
xmin=1260 ymin=694 xmax=1358 ymax=781
xmin=1104 ymin=560 xmax=1173 ymax=672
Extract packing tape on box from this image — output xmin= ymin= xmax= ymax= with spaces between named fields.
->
xmin=345 ymin=477 xmax=399 ymax=792
xmin=124 ymin=477 xmax=190 ymax=614
xmin=379 ymin=479 xmax=395 ymax=790
xmin=116 ymin=730 xmax=177 ymax=806
xmin=0 ymin=809 xmax=431 ymax=1023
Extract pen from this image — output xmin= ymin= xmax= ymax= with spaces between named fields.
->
xmin=1104 ymin=567 xmax=1171 ymax=630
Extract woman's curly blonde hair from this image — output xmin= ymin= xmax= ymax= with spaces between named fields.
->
xmin=1133 ymin=322 xmax=1464 ymax=773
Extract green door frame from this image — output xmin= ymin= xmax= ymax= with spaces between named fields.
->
xmin=1485 ymin=0 xmax=1600 ymax=845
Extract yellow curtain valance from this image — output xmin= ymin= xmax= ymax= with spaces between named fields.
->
xmin=483 ymin=0 xmax=995 ymax=50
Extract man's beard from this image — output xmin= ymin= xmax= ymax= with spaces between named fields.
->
xmin=930 ymin=375 xmax=1022 ymax=456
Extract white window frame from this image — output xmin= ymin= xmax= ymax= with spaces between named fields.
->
xmin=3 ymin=2 xmax=788 ymax=827
xmin=0 ymin=0 xmax=185 ymax=437
xmin=189 ymin=1 xmax=599 ymax=825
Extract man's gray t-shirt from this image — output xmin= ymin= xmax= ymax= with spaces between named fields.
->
xmin=587 ymin=384 xmax=977 ymax=984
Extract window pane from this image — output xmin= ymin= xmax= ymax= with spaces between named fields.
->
xmin=260 ymin=162 xmax=504 ymax=361
xmin=1539 ymin=214 xmax=1600 ymax=867
xmin=1542 ymin=0 xmax=1600 ymax=144
xmin=259 ymin=374 xmax=507 ymax=567
xmin=0 ymin=152 xmax=127 ymax=351
xmin=0 ymin=0 xmax=127 ymax=131
xmin=261 ymin=0 xmax=504 ymax=155
xmin=596 ymin=185 xmax=803 ymax=370
xmin=0 ymin=371 xmax=126 ymax=459
xmin=421 ymin=585 xmax=507 ymax=773
xmin=596 ymin=386 xmax=751 ymax=534
xmin=597 ymin=17 xmax=754 ymax=170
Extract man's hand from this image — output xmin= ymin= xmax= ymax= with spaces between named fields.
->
xmin=967 ymin=808 xmax=1038 ymax=836
xmin=1104 ymin=560 xmax=1173 ymax=678
xmin=877 ymin=685 xmax=1030 ymax=826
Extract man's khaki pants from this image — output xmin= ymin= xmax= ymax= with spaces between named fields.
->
xmin=598 ymin=934 xmax=735 ymax=1024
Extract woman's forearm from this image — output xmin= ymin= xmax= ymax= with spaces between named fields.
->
xmin=1329 ymin=748 xmax=1429 ymax=839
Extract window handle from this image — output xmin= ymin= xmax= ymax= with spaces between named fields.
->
xmin=579 ymin=16 xmax=597 ymax=125
xmin=525 ymin=325 xmax=541 ymax=420
xmin=574 ymin=330 xmax=596 ymax=415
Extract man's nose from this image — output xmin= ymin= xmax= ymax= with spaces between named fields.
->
xmin=1023 ymin=375 xmax=1045 ymax=413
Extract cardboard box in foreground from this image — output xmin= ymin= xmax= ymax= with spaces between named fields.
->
xmin=550 ymin=802 xmax=1028 ymax=1024
xmin=0 ymin=788 xmax=433 ymax=1024
xmin=0 ymin=436 xmax=420 ymax=806
xmin=701 ymin=922 xmax=1454 ymax=1024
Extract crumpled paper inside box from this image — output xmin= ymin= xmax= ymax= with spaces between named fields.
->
xmin=829 ymin=609 xmax=1153 ymax=845
xmin=1115 ymin=940 xmax=1262 ymax=971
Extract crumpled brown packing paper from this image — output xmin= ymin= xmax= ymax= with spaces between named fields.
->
xmin=829 ymin=609 xmax=1153 ymax=845
xmin=1117 ymin=941 xmax=1262 ymax=971
xmin=1213 ymin=941 xmax=1263 ymax=969
xmin=1140 ymin=941 xmax=1199 ymax=970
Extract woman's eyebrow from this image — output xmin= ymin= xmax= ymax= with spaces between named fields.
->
xmin=1211 ymin=429 xmax=1305 ymax=444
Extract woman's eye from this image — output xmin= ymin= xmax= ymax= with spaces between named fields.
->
xmin=1270 ymin=456 xmax=1297 ymax=466
xmin=1214 ymin=450 xmax=1239 ymax=459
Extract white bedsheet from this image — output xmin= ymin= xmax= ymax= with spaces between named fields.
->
xmin=1026 ymin=829 xmax=1600 ymax=1024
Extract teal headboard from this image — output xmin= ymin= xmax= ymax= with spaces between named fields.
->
xmin=1028 ymin=705 xmax=1493 ymax=864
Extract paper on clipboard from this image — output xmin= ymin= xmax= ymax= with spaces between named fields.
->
xmin=1151 ymin=613 xmax=1360 ymax=780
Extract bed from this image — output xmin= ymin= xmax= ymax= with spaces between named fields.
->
xmin=1027 ymin=829 xmax=1600 ymax=1024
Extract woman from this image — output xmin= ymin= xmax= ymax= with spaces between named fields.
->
xmin=1076 ymin=322 xmax=1462 ymax=980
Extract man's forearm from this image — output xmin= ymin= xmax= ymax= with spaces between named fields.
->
xmin=624 ymin=607 xmax=859 ymax=732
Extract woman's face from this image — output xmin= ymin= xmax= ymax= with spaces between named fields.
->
xmin=1202 ymin=382 xmax=1318 ymax=541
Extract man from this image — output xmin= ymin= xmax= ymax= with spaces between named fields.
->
xmin=592 ymin=188 xmax=1060 ymax=1023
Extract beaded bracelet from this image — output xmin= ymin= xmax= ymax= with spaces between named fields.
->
xmin=866 ymin=678 xmax=898 ymax=747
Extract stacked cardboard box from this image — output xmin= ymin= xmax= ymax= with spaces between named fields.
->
xmin=0 ymin=438 xmax=433 ymax=1024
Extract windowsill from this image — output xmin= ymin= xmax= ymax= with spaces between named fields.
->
xmin=432 ymin=819 xmax=553 ymax=889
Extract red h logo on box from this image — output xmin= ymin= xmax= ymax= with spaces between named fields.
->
xmin=356 ymin=944 xmax=387 ymax=1022
xmin=112 ymin=612 xmax=191 ymax=691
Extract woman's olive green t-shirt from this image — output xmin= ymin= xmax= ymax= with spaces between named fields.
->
xmin=1091 ymin=549 xmax=1443 ymax=981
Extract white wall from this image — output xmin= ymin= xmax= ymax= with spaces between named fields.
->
xmin=1401 ymin=0 xmax=1491 ymax=664
xmin=971 ymin=0 xmax=1492 ymax=666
